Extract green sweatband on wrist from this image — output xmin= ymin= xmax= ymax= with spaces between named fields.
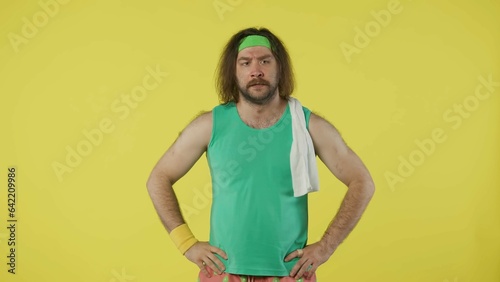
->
xmin=169 ymin=223 xmax=198 ymax=255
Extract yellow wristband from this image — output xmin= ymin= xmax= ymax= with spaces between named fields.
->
xmin=169 ymin=224 xmax=198 ymax=255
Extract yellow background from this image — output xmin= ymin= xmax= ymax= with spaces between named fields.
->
xmin=0 ymin=0 xmax=499 ymax=281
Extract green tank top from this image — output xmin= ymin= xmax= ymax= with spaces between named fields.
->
xmin=207 ymin=100 xmax=312 ymax=276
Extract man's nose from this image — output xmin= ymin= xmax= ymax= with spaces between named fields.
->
xmin=250 ymin=63 xmax=264 ymax=78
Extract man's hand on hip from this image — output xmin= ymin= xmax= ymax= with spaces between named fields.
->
xmin=185 ymin=241 xmax=228 ymax=278
xmin=284 ymin=241 xmax=333 ymax=280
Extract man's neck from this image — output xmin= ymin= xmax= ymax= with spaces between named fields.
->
xmin=236 ymin=94 xmax=288 ymax=129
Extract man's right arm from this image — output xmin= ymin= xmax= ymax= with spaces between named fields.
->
xmin=146 ymin=111 xmax=212 ymax=233
xmin=146 ymin=111 xmax=227 ymax=277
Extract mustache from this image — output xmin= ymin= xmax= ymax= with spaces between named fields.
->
xmin=247 ymin=79 xmax=270 ymax=88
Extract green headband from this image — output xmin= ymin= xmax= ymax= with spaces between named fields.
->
xmin=238 ymin=35 xmax=272 ymax=52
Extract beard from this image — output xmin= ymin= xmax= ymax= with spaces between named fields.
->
xmin=237 ymin=78 xmax=278 ymax=105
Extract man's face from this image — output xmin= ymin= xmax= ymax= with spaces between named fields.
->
xmin=236 ymin=46 xmax=279 ymax=105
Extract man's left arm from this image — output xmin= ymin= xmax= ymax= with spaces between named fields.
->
xmin=286 ymin=113 xmax=375 ymax=280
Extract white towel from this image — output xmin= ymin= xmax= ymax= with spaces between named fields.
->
xmin=288 ymin=97 xmax=320 ymax=197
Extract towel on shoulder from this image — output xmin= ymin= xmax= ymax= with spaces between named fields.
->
xmin=288 ymin=97 xmax=320 ymax=197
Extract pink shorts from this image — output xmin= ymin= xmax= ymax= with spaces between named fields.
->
xmin=198 ymin=266 xmax=317 ymax=282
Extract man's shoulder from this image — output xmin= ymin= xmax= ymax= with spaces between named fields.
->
xmin=308 ymin=112 xmax=341 ymax=135
xmin=190 ymin=110 xmax=212 ymax=127
xmin=308 ymin=112 xmax=321 ymax=123
xmin=176 ymin=110 xmax=213 ymax=149
xmin=189 ymin=102 xmax=236 ymax=127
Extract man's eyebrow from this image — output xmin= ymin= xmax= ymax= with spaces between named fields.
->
xmin=237 ymin=54 xmax=273 ymax=61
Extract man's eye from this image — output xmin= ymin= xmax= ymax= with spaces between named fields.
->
xmin=241 ymin=62 xmax=249 ymax=66
xmin=261 ymin=60 xmax=269 ymax=64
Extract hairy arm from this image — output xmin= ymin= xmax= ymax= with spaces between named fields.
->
xmin=146 ymin=111 xmax=227 ymax=277
xmin=146 ymin=111 xmax=212 ymax=233
xmin=310 ymin=113 xmax=375 ymax=254
xmin=287 ymin=113 xmax=375 ymax=279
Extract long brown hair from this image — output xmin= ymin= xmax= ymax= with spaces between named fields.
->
xmin=215 ymin=27 xmax=295 ymax=104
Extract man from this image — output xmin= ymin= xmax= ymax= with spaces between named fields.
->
xmin=146 ymin=27 xmax=375 ymax=281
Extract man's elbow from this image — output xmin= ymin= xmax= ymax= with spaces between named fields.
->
xmin=146 ymin=169 xmax=164 ymax=192
xmin=146 ymin=168 xmax=175 ymax=193
xmin=363 ymin=178 xmax=375 ymax=199
xmin=146 ymin=172 xmax=155 ymax=193
xmin=350 ymin=176 xmax=375 ymax=200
